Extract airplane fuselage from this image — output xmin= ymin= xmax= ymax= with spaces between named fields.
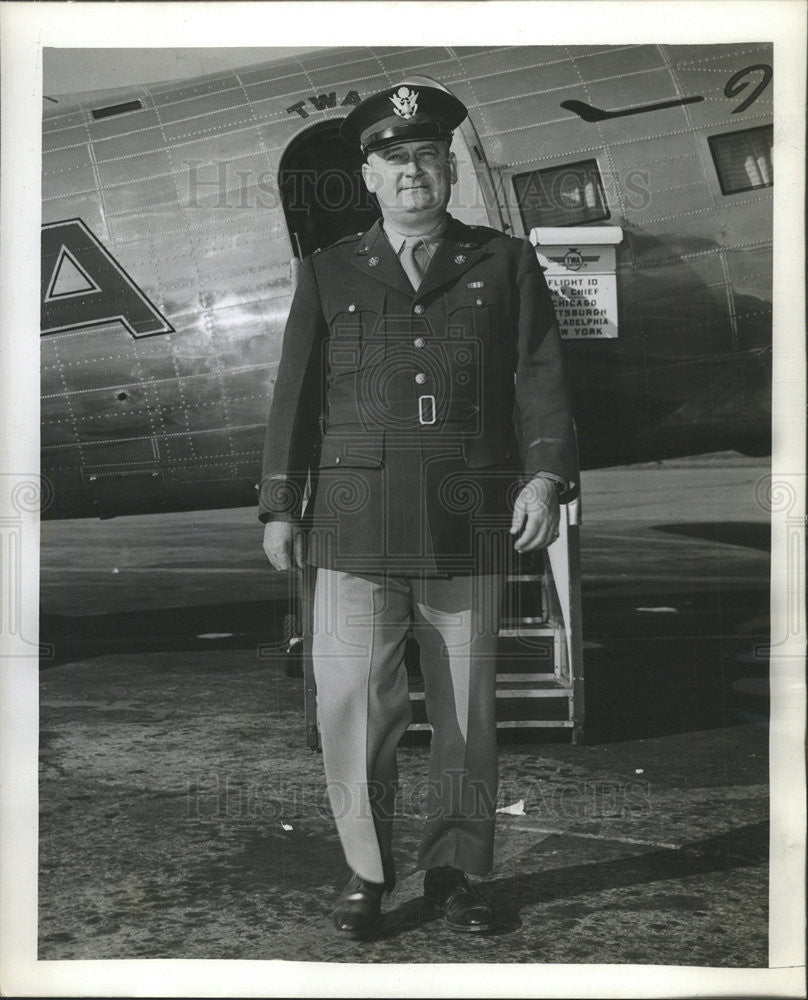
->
xmin=41 ymin=44 xmax=773 ymax=519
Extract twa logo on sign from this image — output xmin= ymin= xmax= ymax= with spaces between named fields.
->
xmin=41 ymin=219 xmax=173 ymax=338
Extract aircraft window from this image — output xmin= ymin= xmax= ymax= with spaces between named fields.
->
xmin=91 ymin=100 xmax=143 ymax=120
xmin=708 ymin=125 xmax=773 ymax=195
xmin=512 ymin=159 xmax=610 ymax=229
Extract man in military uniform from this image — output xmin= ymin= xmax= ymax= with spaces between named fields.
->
xmin=260 ymin=83 xmax=576 ymax=938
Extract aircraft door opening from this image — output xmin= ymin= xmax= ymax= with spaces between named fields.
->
xmin=279 ymin=121 xmax=378 ymax=259
xmin=279 ymin=85 xmax=501 ymax=260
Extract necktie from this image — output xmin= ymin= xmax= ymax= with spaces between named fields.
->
xmin=399 ymin=237 xmax=428 ymax=290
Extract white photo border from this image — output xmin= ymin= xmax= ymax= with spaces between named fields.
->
xmin=1 ymin=1 xmax=805 ymax=997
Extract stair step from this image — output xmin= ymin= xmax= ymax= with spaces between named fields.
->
xmin=497 ymin=672 xmax=559 ymax=682
xmin=498 ymin=627 xmax=555 ymax=637
xmin=408 ymin=720 xmax=574 ymax=731
xmin=410 ymin=679 xmax=571 ymax=700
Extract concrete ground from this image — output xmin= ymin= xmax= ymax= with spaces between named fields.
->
xmin=38 ymin=454 xmax=771 ymax=965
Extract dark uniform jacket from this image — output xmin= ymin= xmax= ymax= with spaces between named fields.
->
xmin=259 ymin=214 xmax=577 ymax=576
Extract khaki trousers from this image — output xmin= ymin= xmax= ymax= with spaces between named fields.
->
xmin=312 ymin=568 xmax=503 ymax=886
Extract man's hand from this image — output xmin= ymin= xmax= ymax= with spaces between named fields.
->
xmin=510 ymin=476 xmax=560 ymax=552
xmin=263 ymin=520 xmax=306 ymax=571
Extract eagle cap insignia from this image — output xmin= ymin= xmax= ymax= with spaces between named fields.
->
xmin=390 ymin=85 xmax=419 ymax=119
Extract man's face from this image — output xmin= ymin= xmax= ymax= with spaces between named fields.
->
xmin=361 ymin=139 xmax=457 ymax=227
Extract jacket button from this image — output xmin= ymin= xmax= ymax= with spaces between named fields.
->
xmin=413 ymin=304 xmax=424 ymax=315
xmin=415 ymin=372 xmax=427 ymax=385
xmin=334 ymin=456 xmax=341 ymax=464
xmin=476 ymin=298 xmax=484 ymax=306
xmin=348 ymin=304 xmax=356 ymax=312
xmin=413 ymin=337 xmax=425 ymax=349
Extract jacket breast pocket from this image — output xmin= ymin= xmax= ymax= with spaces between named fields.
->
xmin=446 ymin=289 xmax=491 ymax=350
xmin=324 ymin=291 xmax=387 ymax=374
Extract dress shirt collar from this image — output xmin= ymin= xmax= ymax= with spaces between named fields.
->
xmin=382 ymin=214 xmax=448 ymax=259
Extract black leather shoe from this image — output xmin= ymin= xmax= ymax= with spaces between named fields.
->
xmin=423 ymin=866 xmax=496 ymax=933
xmin=332 ymin=872 xmax=385 ymax=938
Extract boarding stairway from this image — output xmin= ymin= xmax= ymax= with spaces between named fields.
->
xmin=289 ymin=497 xmax=584 ymax=748
xmin=404 ymin=499 xmax=584 ymax=743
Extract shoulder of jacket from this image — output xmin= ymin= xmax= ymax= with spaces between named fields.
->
xmin=311 ymin=230 xmax=363 ymax=256
xmin=460 ymin=223 xmax=525 ymax=250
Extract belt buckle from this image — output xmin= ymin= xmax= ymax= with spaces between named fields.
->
xmin=418 ymin=394 xmax=436 ymax=425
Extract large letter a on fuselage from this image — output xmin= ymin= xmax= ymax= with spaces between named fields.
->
xmin=41 ymin=219 xmax=173 ymax=338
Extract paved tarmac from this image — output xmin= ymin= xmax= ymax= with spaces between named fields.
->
xmin=38 ymin=454 xmax=771 ymax=965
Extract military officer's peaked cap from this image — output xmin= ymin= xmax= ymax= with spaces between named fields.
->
xmin=341 ymin=82 xmax=467 ymax=156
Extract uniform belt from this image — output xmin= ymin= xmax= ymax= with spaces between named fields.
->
xmin=327 ymin=401 xmax=479 ymax=428
xmin=325 ymin=421 xmax=471 ymax=432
